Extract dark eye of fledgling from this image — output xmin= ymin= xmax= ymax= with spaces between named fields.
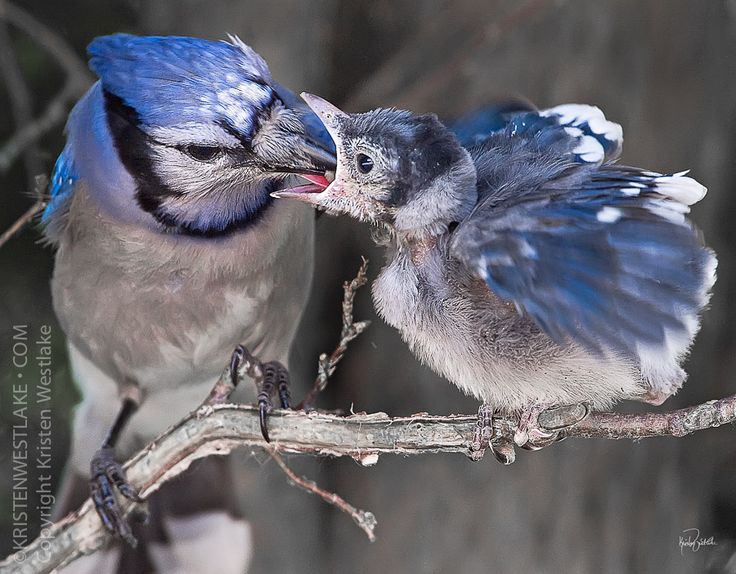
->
xmin=184 ymin=144 xmax=223 ymax=162
xmin=356 ymin=153 xmax=374 ymax=174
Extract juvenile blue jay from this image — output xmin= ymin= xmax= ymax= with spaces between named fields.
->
xmin=276 ymin=94 xmax=716 ymax=461
xmin=44 ymin=35 xmax=334 ymax=572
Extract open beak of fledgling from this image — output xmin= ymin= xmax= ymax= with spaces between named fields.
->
xmin=271 ymin=93 xmax=348 ymax=208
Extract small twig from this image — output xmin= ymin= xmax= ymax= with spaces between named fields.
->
xmin=208 ymin=319 xmax=376 ymax=539
xmin=0 ymin=175 xmax=47 ymax=249
xmin=267 ymin=447 xmax=377 ymax=542
xmin=299 ymin=257 xmax=371 ymax=409
xmin=0 ymin=199 xmax=45 ymax=248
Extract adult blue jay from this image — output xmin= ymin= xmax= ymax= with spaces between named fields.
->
xmin=276 ymin=94 xmax=716 ymax=462
xmin=44 ymin=35 xmax=334 ymax=572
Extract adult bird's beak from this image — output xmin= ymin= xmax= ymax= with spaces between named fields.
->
xmin=257 ymin=95 xmax=337 ymax=181
xmin=298 ymin=138 xmax=337 ymax=174
xmin=271 ymin=93 xmax=346 ymax=203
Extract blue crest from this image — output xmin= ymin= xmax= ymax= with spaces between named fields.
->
xmin=87 ymin=34 xmax=275 ymax=139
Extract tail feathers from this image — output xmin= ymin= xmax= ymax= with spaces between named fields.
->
xmin=149 ymin=513 xmax=252 ymax=574
xmin=59 ymin=548 xmax=124 ymax=574
xmin=637 ymin=245 xmax=716 ymax=396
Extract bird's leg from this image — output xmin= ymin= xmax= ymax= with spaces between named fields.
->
xmin=257 ymin=360 xmax=291 ymax=442
xmin=470 ymin=403 xmax=516 ymax=465
xmin=513 ymin=402 xmax=590 ymax=450
xmin=90 ymin=385 xmax=144 ymax=547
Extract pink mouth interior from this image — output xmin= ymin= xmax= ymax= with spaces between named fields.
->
xmin=284 ymin=174 xmax=332 ymax=194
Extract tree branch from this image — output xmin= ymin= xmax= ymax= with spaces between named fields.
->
xmin=2 ymin=387 xmax=734 ymax=572
xmin=559 ymin=397 xmax=736 ymax=439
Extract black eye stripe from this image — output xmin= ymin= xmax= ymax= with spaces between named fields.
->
xmin=356 ymin=153 xmax=374 ymax=174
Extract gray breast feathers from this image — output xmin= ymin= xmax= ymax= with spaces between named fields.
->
xmin=52 ymin=187 xmax=314 ymax=392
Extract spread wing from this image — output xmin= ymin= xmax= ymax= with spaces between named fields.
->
xmin=450 ymin=108 xmax=715 ymax=358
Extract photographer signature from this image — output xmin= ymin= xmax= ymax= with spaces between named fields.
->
xmin=679 ymin=528 xmax=717 ymax=555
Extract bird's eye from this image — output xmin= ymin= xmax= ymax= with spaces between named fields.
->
xmin=356 ymin=153 xmax=374 ymax=174
xmin=184 ymin=145 xmax=223 ymax=162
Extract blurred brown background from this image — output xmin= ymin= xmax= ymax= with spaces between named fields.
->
xmin=1 ymin=1 xmax=735 ymax=572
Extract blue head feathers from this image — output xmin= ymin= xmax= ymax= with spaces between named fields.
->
xmin=45 ymin=34 xmax=336 ymax=238
xmin=88 ymin=34 xmax=275 ymax=143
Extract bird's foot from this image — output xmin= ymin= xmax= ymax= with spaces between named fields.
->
xmin=513 ymin=403 xmax=590 ymax=450
xmin=639 ymin=388 xmax=671 ymax=406
xmin=257 ymin=360 xmax=291 ymax=442
xmin=470 ymin=403 xmax=516 ymax=465
xmin=90 ymin=446 xmax=144 ymax=547
xmin=223 ymin=345 xmax=292 ymax=442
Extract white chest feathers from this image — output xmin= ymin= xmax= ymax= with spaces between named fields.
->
xmin=372 ymin=255 xmax=421 ymax=332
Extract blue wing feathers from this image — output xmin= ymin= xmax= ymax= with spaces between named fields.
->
xmin=43 ymin=148 xmax=77 ymax=223
xmin=41 ymin=147 xmax=79 ymax=243
xmin=449 ymin=101 xmax=536 ymax=146
xmin=452 ymin=162 xmax=713 ymax=359
xmin=451 ymin=102 xmax=623 ymax=166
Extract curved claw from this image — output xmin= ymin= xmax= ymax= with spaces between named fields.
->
xmin=513 ymin=403 xmax=588 ymax=450
xmin=259 ymin=401 xmax=271 ymax=442
xmin=279 ymin=394 xmax=291 ymax=410
xmin=89 ymin=447 xmax=143 ymax=547
xmin=257 ymin=361 xmax=292 ymax=442
xmin=230 ymin=345 xmax=245 ymax=387
xmin=108 ymin=465 xmax=144 ymax=503
xmin=490 ymin=438 xmax=516 ymax=465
